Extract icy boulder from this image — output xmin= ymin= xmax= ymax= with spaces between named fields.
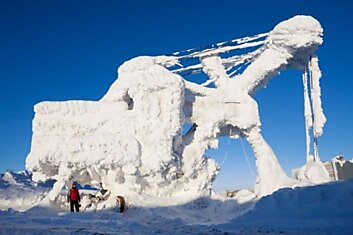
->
xmin=26 ymin=15 xmax=326 ymax=205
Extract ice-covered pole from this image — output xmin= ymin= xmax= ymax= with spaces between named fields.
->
xmin=309 ymin=55 xmax=326 ymax=160
xmin=302 ymin=68 xmax=313 ymax=162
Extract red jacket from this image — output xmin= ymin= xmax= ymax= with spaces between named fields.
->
xmin=69 ymin=188 xmax=80 ymax=201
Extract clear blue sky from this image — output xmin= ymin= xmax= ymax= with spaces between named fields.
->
xmin=1 ymin=0 xmax=352 ymax=191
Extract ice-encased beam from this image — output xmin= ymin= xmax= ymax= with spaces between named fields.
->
xmin=302 ymin=68 xmax=313 ymax=162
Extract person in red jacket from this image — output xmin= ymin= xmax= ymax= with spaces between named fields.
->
xmin=67 ymin=182 xmax=81 ymax=212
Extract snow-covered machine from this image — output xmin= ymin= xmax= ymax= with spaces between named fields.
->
xmin=26 ymin=15 xmax=329 ymax=208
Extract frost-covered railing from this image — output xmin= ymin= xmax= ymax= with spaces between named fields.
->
xmin=168 ymin=32 xmax=268 ymax=78
xmin=26 ymin=15 xmax=329 ymax=208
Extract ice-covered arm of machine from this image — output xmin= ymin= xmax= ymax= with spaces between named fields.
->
xmin=235 ymin=16 xmax=326 ymax=161
xmin=238 ymin=16 xmax=324 ymax=95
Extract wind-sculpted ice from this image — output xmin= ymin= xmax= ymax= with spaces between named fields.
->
xmin=26 ymin=15 xmax=327 ymax=205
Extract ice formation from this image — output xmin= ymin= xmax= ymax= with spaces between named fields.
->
xmin=26 ymin=15 xmax=327 ymax=205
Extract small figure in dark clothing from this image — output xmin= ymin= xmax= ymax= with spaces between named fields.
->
xmin=117 ymin=195 xmax=125 ymax=213
xmin=67 ymin=182 xmax=80 ymax=212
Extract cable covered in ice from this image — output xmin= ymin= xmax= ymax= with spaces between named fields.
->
xmin=302 ymin=68 xmax=313 ymax=162
xmin=309 ymin=55 xmax=326 ymax=138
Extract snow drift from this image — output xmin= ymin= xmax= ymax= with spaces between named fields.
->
xmin=26 ymin=15 xmax=327 ymax=206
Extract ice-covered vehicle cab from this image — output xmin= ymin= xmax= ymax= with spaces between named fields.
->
xmin=26 ymin=15 xmax=328 ymax=208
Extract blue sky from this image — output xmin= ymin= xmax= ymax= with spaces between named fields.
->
xmin=1 ymin=0 xmax=352 ymax=191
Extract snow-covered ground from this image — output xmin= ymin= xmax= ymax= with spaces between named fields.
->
xmin=0 ymin=171 xmax=352 ymax=234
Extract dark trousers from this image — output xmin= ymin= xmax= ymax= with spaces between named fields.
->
xmin=70 ymin=200 xmax=80 ymax=212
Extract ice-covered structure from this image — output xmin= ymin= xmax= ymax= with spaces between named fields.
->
xmin=26 ymin=15 xmax=328 ymax=205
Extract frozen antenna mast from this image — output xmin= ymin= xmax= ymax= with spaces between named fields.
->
xmin=26 ymin=15 xmax=328 ymax=206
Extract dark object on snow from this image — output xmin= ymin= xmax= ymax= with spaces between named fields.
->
xmin=67 ymin=182 xmax=81 ymax=212
xmin=99 ymin=183 xmax=108 ymax=196
xmin=100 ymin=188 xmax=108 ymax=196
xmin=117 ymin=195 xmax=125 ymax=213
xmin=226 ymin=190 xmax=239 ymax=198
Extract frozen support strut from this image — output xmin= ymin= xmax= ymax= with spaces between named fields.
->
xmin=245 ymin=128 xmax=294 ymax=196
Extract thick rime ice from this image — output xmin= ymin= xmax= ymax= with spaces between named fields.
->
xmin=302 ymin=69 xmax=313 ymax=162
xmin=294 ymin=158 xmax=330 ymax=184
xmin=309 ymin=55 xmax=326 ymax=138
xmin=302 ymin=55 xmax=326 ymax=162
xmin=26 ymin=15 xmax=327 ymax=205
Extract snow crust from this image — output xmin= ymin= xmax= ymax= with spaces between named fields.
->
xmin=26 ymin=15 xmax=328 ymax=206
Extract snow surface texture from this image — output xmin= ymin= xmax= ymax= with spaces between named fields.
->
xmin=0 ymin=171 xmax=53 ymax=211
xmin=26 ymin=15 xmax=328 ymax=206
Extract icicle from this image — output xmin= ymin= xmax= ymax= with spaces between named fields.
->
xmin=302 ymin=68 xmax=313 ymax=162
xmin=309 ymin=55 xmax=326 ymax=138
xmin=308 ymin=55 xmax=326 ymax=161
